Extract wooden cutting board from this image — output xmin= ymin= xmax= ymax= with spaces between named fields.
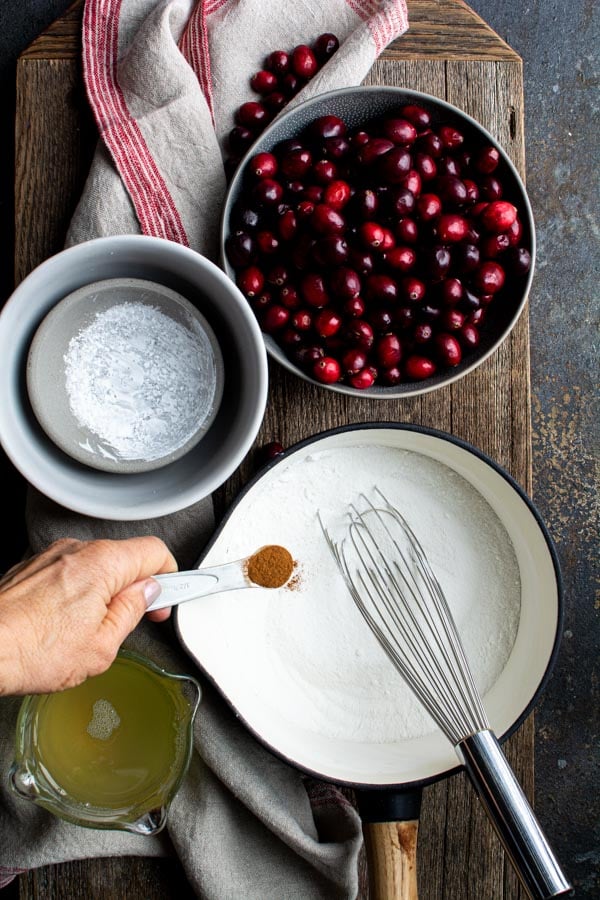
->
xmin=14 ymin=2 xmax=532 ymax=897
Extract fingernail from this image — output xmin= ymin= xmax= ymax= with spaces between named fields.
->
xmin=143 ymin=578 xmax=162 ymax=607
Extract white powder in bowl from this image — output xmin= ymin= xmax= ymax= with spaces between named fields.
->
xmin=63 ymin=301 xmax=218 ymax=461
xmin=200 ymin=445 xmax=521 ymax=743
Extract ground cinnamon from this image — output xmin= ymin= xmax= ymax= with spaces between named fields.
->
xmin=246 ymin=545 xmax=294 ymax=589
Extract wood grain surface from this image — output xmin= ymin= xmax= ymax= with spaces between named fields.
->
xmin=13 ymin=2 xmax=532 ymax=898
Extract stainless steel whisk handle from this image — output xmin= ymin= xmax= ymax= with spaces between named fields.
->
xmin=457 ymin=730 xmax=572 ymax=899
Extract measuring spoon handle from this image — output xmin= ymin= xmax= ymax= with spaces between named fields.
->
xmin=147 ymin=561 xmax=251 ymax=611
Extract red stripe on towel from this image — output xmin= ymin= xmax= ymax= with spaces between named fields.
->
xmin=367 ymin=0 xmax=409 ymax=55
xmin=83 ymin=0 xmax=189 ymax=245
xmin=180 ymin=1 xmax=216 ymax=126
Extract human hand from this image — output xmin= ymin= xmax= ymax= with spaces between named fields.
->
xmin=0 ymin=537 xmax=177 ymax=696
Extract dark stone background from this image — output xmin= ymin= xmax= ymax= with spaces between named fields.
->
xmin=0 ymin=1 xmax=597 ymax=895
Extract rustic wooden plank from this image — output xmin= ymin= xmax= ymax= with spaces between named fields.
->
xmin=14 ymin=3 xmax=532 ymax=898
xmin=21 ymin=0 xmax=519 ymax=62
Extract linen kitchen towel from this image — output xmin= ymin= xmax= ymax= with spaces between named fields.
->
xmin=1 ymin=1 xmax=409 ymax=897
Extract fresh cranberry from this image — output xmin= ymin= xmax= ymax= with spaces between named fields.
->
xmin=249 ymin=152 xmax=277 ymax=179
xmin=455 ymin=242 xmax=480 ymax=273
xmin=405 ymin=355 xmax=436 ymax=380
xmin=258 ymin=441 xmax=285 ymax=464
xmin=360 ymin=221 xmax=386 ymax=249
xmin=417 ymin=193 xmax=442 ymax=221
xmin=438 ymin=125 xmax=464 ymax=149
xmin=251 ymin=291 xmax=272 ymax=313
xmin=369 ymin=308 xmax=393 ymax=332
xmin=262 ymin=304 xmax=289 ymax=333
xmin=280 ymin=148 xmax=312 ymax=179
xmin=459 ymin=324 xmax=480 ymax=348
xmin=366 ymin=274 xmax=398 ymax=303
xmin=310 ymin=204 xmax=344 ymax=234
xmin=437 ymin=175 xmax=468 ymax=205
xmin=310 ymin=115 xmax=346 ymax=140
xmin=315 ymin=309 xmax=342 ymax=338
xmin=381 ymin=366 xmax=403 ymax=386
xmin=480 ymin=200 xmax=518 ymax=233
xmin=256 ymin=230 xmax=279 ymax=255
xmin=282 ymin=328 xmax=303 ymax=348
xmin=396 ymin=217 xmax=419 ymax=244
xmin=315 ymin=234 xmax=349 ymax=265
xmin=437 ymin=156 xmax=462 ymax=177
xmin=278 ymin=209 xmax=297 ymax=241
xmin=296 ymin=200 xmax=315 ymax=221
xmin=264 ymin=92 xmax=287 ymax=113
xmin=377 ymin=333 xmax=402 ymax=367
xmin=330 ymin=267 xmax=361 ymax=299
xmin=382 ymin=118 xmax=418 ymax=145
xmin=266 ymin=263 xmax=289 ymax=286
xmin=480 ymin=175 xmax=503 ymax=200
xmin=475 ymin=261 xmax=505 ymax=293
xmin=358 ymin=138 xmax=394 ymax=166
xmin=414 ymin=322 xmax=433 ymax=343
xmin=424 ymin=245 xmax=451 ymax=280
xmin=236 ymin=101 xmax=268 ymax=129
xmin=344 ymin=296 xmax=366 ymax=317
xmin=506 ymin=247 xmax=532 ymax=275
xmin=349 ymin=248 xmax=375 ymax=275
xmin=349 ymin=367 xmax=376 ymax=389
xmin=391 ymin=188 xmax=416 ymax=216
xmin=475 ymin=146 xmax=500 ymax=173
xmin=313 ymin=159 xmax=337 ymax=184
xmin=303 ymin=184 xmax=324 ymax=204
xmin=435 ymin=333 xmax=462 ymax=366
xmin=226 ymin=231 xmax=255 ymax=267
xmin=342 ymin=348 xmax=368 ymax=374
xmin=506 ymin=217 xmax=523 ymax=246
xmin=281 ymin=73 xmax=301 ymax=96
xmin=314 ymin=32 xmax=339 ymax=62
xmin=395 ymin=306 xmax=416 ymax=330
xmin=381 ymin=147 xmax=413 ymax=183
xmin=481 ymin=233 xmax=510 ymax=258
xmin=441 ymin=277 xmax=464 ymax=305
xmin=400 ymin=104 xmax=431 ymax=130
xmin=237 ymin=266 xmax=264 ymax=297
xmin=324 ymin=136 xmax=350 ymax=159
xmin=441 ymin=308 xmax=465 ymax=331
xmin=228 ymin=125 xmax=254 ymax=155
xmin=353 ymin=188 xmax=379 ymax=219
xmin=343 ymin=319 xmax=374 ymax=349
xmin=414 ymin=152 xmax=437 ymax=180
xmin=265 ymin=50 xmax=290 ymax=75
xmin=295 ymin=344 xmax=324 ymax=368
xmin=291 ymin=309 xmax=312 ymax=331
xmin=399 ymin=169 xmax=422 ymax=196
xmin=292 ymin=44 xmax=318 ymax=78
xmin=253 ymin=178 xmax=283 ymax=206
xmin=437 ymin=213 xmax=469 ymax=242
xmin=324 ymin=180 xmax=352 ymax=209
xmin=313 ymin=356 xmax=341 ymax=384
xmin=468 ymin=307 xmax=486 ymax=326
xmin=250 ymin=70 xmax=278 ymax=95
xmin=301 ymin=273 xmax=329 ymax=307
xmin=385 ymin=246 xmax=416 ymax=272
xmin=417 ymin=132 xmax=443 ymax=157
xmin=279 ymin=285 xmax=300 ymax=308
xmin=463 ymin=178 xmax=480 ymax=203
xmin=402 ymin=276 xmax=426 ymax=303
xmin=380 ymin=228 xmax=396 ymax=250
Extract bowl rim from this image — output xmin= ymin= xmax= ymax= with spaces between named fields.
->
xmin=0 ymin=235 xmax=269 ymax=519
xmin=220 ymin=84 xmax=536 ymax=400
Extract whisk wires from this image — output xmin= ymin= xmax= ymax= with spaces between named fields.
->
xmin=319 ymin=489 xmax=489 ymax=746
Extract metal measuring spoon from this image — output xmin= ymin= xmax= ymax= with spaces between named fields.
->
xmin=147 ymin=545 xmax=294 ymax=612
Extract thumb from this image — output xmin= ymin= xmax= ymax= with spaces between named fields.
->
xmin=101 ymin=578 xmax=162 ymax=648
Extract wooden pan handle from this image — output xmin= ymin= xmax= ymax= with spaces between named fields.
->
xmin=362 ymin=819 xmax=419 ymax=900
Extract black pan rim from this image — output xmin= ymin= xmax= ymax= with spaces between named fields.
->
xmin=175 ymin=421 xmax=564 ymax=792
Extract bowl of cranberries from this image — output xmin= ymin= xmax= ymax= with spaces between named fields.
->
xmin=221 ymin=86 xmax=535 ymax=396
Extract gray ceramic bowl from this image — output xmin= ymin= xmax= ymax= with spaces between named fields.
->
xmin=27 ymin=278 xmax=225 ymax=474
xmin=221 ymin=86 xmax=536 ymax=399
xmin=0 ymin=236 xmax=268 ymax=519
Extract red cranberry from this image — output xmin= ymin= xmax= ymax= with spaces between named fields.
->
xmin=292 ymin=44 xmax=318 ymax=78
xmin=468 ymin=307 xmax=486 ymax=326
xmin=343 ymin=319 xmax=374 ymax=349
xmin=402 ymin=276 xmax=426 ymax=303
xmin=349 ymin=367 xmax=376 ymax=389
xmin=315 ymin=234 xmax=349 ymax=265
xmin=366 ymin=274 xmax=398 ymax=303
xmin=251 ymin=291 xmax=272 ymax=313
xmin=437 ymin=156 xmax=462 ymax=177
xmin=228 ymin=125 xmax=254 ymax=154
xmin=417 ymin=132 xmax=443 ymax=157
xmin=231 ymin=205 xmax=260 ymax=231
xmin=437 ymin=213 xmax=469 ymax=242
xmin=438 ymin=125 xmax=464 ymax=149
xmin=324 ymin=179 xmax=352 ymax=209
xmin=455 ymin=242 xmax=480 ymax=273
xmin=279 ymin=285 xmax=300 ymax=309
xmin=296 ymin=200 xmax=315 ymax=221
xmin=237 ymin=266 xmax=264 ymax=297
xmin=381 ymin=147 xmax=413 ymax=183
xmin=344 ymin=296 xmax=366 ymax=317
xmin=441 ymin=308 xmax=465 ymax=331
xmin=282 ymin=327 xmax=303 ymax=348
xmin=435 ymin=333 xmax=462 ymax=366
xmin=480 ymin=200 xmax=518 ymax=233
xmin=330 ymin=267 xmax=361 ymax=299
xmin=253 ymin=178 xmax=284 ymax=206
xmin=313 ymin=356 xmax=341 ymax=384
xmin=377 ymin=333 xmax=402 ymax=367
xmin=441 ymin=277 xmax=464 ymax=305
xmin=399 ymin=169 xmax=422 ymax=196
xmin=226 ymin=231 xmax=255 ymax=267
xmin=256 ymin=230 xmax=279 ymax=255
xmin=315 ymin=309 xmax=342 ymax=338
xmin=310 ymin=204 xmax=344 ymax=234
xmin=480 ymin=175 xmax=503 ymax=200
xmin=353 ymin=188 xmax=379 ymax=219
xmin=266 ymin=263 xmax=289 ymax=286
xmin=506 ymin=247 xmax=532 ymax=275
xmin=395 ymin=306 xmax=416 ymax=330
xmin=258 ymin=441 xmax=285 ymax=464
xmin=391 ymin=188 xmax=416 ymax=216
xmin=506 ymin=217 xmax=523 ymax=246
xmin=475 ymin=146 xmax=500 ymax=173
xmin=251 ymin=70 xmax=278 ymax=95
xmin=386 ymin=246 xmax=416 ymax=272
xmin=324 ymin=136 xmax=350 ymax=159
xmin=396 ymin=217 xmax=419 ymax=244
xmin=437 ymin=175 xmax=468 ymax=205
xmin=281 ymin=73 xmax=301 ymax=96
xmin=262 ymin=304 xmax=289 ymax=333
xmin=481 ymin=233 xmax=510 ymax=258
xmin=314 ymin=32 xmax=339 ymax=62
xmin=313 ymin=159 xmax=337 ymax=184
xmin=424 ymin=245 xmax=452 ymax=280
xmin=360 ymin=221 xmax=386 ymax=249
xmin=295 ymin=344 xmax=324 ymax=367
xmin=369 ymin=308 xmax=393 ymax=332
xmin=417 ymin=193 xmax=442 ymax=221
xmin=342 ymin=348 xmax=368 ymax=374
xmin=250 ymin=152 xmax=277 ymax=178
xmin=381 ymin=366 xmax=403 ymax=386
xmin=400 ymin=104 xmax=431 ymax=130
xmin=405 ymin=355 xmax=436 ymax=380
xmin=236 ymin=101 xmax=268 ymax=129
xmin=264 ymin=92 xmax=287 ymax=113
xmin=461 ymin=288 xmax=482 ymax=312
xmin=382 ymin=118 xmax=418 ymax=146
xmin=266 ymin=50 xmax=290 ymax=75
xmin=358 ymin=138 xmax=394 ymax=166
xmin=414 ymin=322 xmax=433 ymax=343
xmin=459 ymin=324 xmax=480 ymax=348
xmin=280 ymin=148 xmax=312 ymax=179
xmin=349 ymin=248 xmax=375 ymax=275
xmin=303 ymin=184 xmax=324 ymax=204
xmin=414 ymin=152 xmax=437 ymax=181
xmin=301 ymin=273 xmax=329 ymax=307
xmin=292 ymin=309 xmax=312 ymax=331
xmin=310 ymin=115 xmax=347 ymax=140
xmin=380 ymin=228 xmax=396 ymax=250
xmin=463 ymin=178 xmax=480 ymax=203
xmin=475 ymin=261 xmax=505 ymax=293
xmin=278 ymin=209 xmax=297 ymax=241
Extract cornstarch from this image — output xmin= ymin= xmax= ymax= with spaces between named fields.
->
xmin=64 ymin=301 xmax=217 ymax=461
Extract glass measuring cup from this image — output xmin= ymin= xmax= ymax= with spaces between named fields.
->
xmin=9 ymin=649 xmax=200 ymax=835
